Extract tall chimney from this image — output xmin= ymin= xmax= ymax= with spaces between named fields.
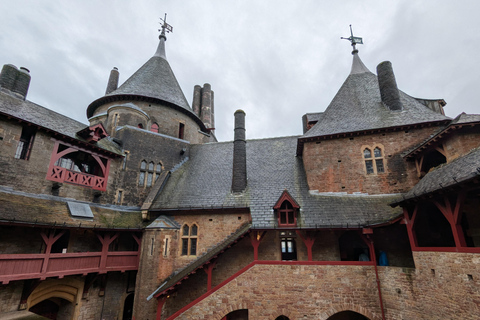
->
xmin=377 ymin=61 xmax=402 ymax=111
xmin=105 ymin=67 xmax=119 ymax=95
xmin=200 ymin=83 xmax=213 ymax=129
xmin=192 ymin=85 xmax=202 ymax=117
xmin=0 ymin=64 xmax=31 ymax=100
xmin=232 ymin=110 xmax=247 ymax=193
xmin=12 ymin=67 xmax=31 ymax=99
xmin=0 ymin=64 xmax=18 ymax=91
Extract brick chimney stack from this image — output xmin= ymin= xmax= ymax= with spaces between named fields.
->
xmin=377 ymin=61 xmax=402 ymax=111
xmin=232 ymin=109 xmax=247 ymax=193
xmin=0 ymin=64 xmax=31 ymax=100
xmin=192 ymin=83 xmax=215 ymax=132
xmin=105 ymin=67 xmax=119 ymax=95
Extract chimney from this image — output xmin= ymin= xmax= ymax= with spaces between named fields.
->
xmin=232 ymin=110 xmax=247 ymax=193
xmin=200 ymin=83 xmax=213 ymax=130
xmin=0 ymin=64 xmax=31 ymax=100
xmin=377 ymin=61 xmax=402 ymax=111
xmin=105 ymin=67 xmax=119 ymax=95
xmin=192 ymin=85 xmax=201 ymax=117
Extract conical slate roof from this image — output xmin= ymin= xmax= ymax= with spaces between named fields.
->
xmin=87 ymin=36 xmax=196 ymax=122
xmin=301 ymin=52 xmax=450 ymax=140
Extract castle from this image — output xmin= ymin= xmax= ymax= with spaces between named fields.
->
xmin=0 ymin=20 xmax=479 ymax=320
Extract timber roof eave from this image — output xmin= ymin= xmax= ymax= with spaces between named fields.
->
xmin=296 ymin=119 xmax=451 ymax=156
xmin=0 ymin=219 xmax=144 ymax=231
xmin=151 ymin=223 xmax=252 ymax=300
xmin=0 ymin=111 xmax=123 ymax=158
xmin=87 ymin=94 xmax=208 ymax=133
xmin=390 ymin=174 xmax=480 ymax=207
xmin=404 ymin=121 xmax=480 ymax=160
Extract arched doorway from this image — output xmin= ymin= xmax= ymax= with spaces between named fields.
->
xmin=327 ymin=310 xmax=370 ymax=320
xmin=275 ymin=316 xmax=290 ymax=320
xmin=222 ymin=309 xmax=248 ymax=320
xmin=123 ymin=293 xmax=134 ymax=320
xmin=29 ymin=297 xmax=74 ymax=320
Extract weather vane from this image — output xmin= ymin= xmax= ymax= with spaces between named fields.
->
xmin=341 ymin=25 xmax=363 ymax=54
xmin=159 ymin=13 xmax=173 ymax=39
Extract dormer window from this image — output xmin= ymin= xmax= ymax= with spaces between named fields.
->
xmin=274 ymin=190 xmax=300 ymax=227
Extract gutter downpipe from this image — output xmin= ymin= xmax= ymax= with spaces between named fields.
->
xmin=367 ymin=236 xmax=386 ymax=320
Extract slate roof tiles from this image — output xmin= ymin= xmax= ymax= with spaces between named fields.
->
xmin=151 ymin=136 xmax=402 ymax=228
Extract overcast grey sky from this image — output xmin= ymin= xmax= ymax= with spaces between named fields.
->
xmin=1 ymin=1 xmax=479 ymax=142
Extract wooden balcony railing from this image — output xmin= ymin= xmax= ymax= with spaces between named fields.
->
xmin=0 ymin=251 xmax=139 ymax=284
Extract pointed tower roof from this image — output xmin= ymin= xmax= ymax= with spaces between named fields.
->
xmin=300 ymin=51 xmax=450 ymax=142
xmin=87 ymin=21 xmax=204 ymax=131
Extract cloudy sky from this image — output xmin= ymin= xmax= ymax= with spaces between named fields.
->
xmin=1 ymin=1 xmax=479 ymax=142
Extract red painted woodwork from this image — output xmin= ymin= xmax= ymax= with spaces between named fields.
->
xmin=45 ymin=141 xmax=111 ymax=191
xmin=0 ymin=231 xmax=141 ymax=284
xmin=77 ymin=123 xmax=108 ymax=143
xmin=0 ymin=251 xmax=140 ymax=284
xmin=432 ymin=192 xmax=467 ymax=248
xmin=156 ymin=296 xmax=168 ymax=320
xmin=296 ymin=230 xmax=315 ymax=261
xmin=250 ymin=231 xmax=266 ymax=260
xmin=274 ymin=190 xmax=299 ymax=227
xmin=404 ymin=193 xmax=474 ymax=252
xmin=203 ymin=262 xmax=216 ymax=291
xmin=0 ymin=251 xmax=139 ymax=284
xmin=273 ymin=190 xmax=300 ymax=209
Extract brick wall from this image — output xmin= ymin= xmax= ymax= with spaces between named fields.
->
xmin=91 ymin=100 xmax=211 ymax=145
xmin=0 ymin=280 xmax=23 ymax=313
xmin=0 ymin=116 xmax=124 ymax=204
xmin=168 ymin=264 xmax=382 ymax=319
xmin=302 ymin=127 xmax=440 ymax=194
xmin=444 ymin=129 xmax=480 ymax=162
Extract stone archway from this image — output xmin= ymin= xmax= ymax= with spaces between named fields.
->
xmin=27 ymin=278 xmax=84 ymax=320
xmin=320 ymin=303 xmax=379 ymax=320
xmin=327 ymin=310 xmax=370 ymax=320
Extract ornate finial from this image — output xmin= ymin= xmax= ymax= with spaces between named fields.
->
xmin=159 ymin=13 xmax=173 ymax=40
xmin=341 ymin=25 xmax=363 ymax=55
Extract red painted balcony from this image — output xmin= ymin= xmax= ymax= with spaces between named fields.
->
xmin=47 ymin=166 xmax=106 ymax=191
xmin=0 ymin=251 xmax=139 ymax=284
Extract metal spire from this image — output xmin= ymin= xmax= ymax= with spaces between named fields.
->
xmin=341 ymin=25 xmax=363 ymax=55
xmin=159 ymin=13 xmax=173 ymax=40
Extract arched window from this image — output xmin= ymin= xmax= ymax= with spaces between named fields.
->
xmin=151 ymin=123 xmax=159 ymax=133
xmin=155 ymin=163 xmax=162 ymax=181
xmin=181 ymin=224 xmax=198 ymax=256
xmin=137 ymin=123 xmax=144 ymax=129
xmin=146 ymin=162 xmax=155 ymax=187
xmin=363 ymin=146 xmax=385 ymax=174
xmin=139 ymin=160 xmax=147 ymax=186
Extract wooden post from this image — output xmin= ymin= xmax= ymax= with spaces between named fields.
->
xmin=40 ymin=230 xmax=65 ymax=276
xmin=433 ymin=193 xmax=467 ymax=248
xmin=203 ymin=261 xmax=216 ymax=291
xmin=156 ymin=296 xmax=167 ymax=320
xmin=296 ymin=230 xmax=316 ymax=261
xmin=250 ymin=231 xmax=266 ymax=260
xmin=403 ymin=206 xmax=419 ymax=250
xmin=97 ymin=232 xmax=119 ymax=272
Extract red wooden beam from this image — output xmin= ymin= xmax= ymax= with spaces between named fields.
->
xmin=250 ymin=231 xmax=266 ymax=261
xmin=203 ymin=261 xmax=216 ymax=292
xmin=296 ymin=230 xmax=315 ymax=261
xmin=433 ymin=194 xmax=467 ymax=248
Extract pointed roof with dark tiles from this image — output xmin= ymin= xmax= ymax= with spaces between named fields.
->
xmin=86 ymin=36 xmax=201 ymax=129
xmin=301 ymin=53 xmax=450 ymax=141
